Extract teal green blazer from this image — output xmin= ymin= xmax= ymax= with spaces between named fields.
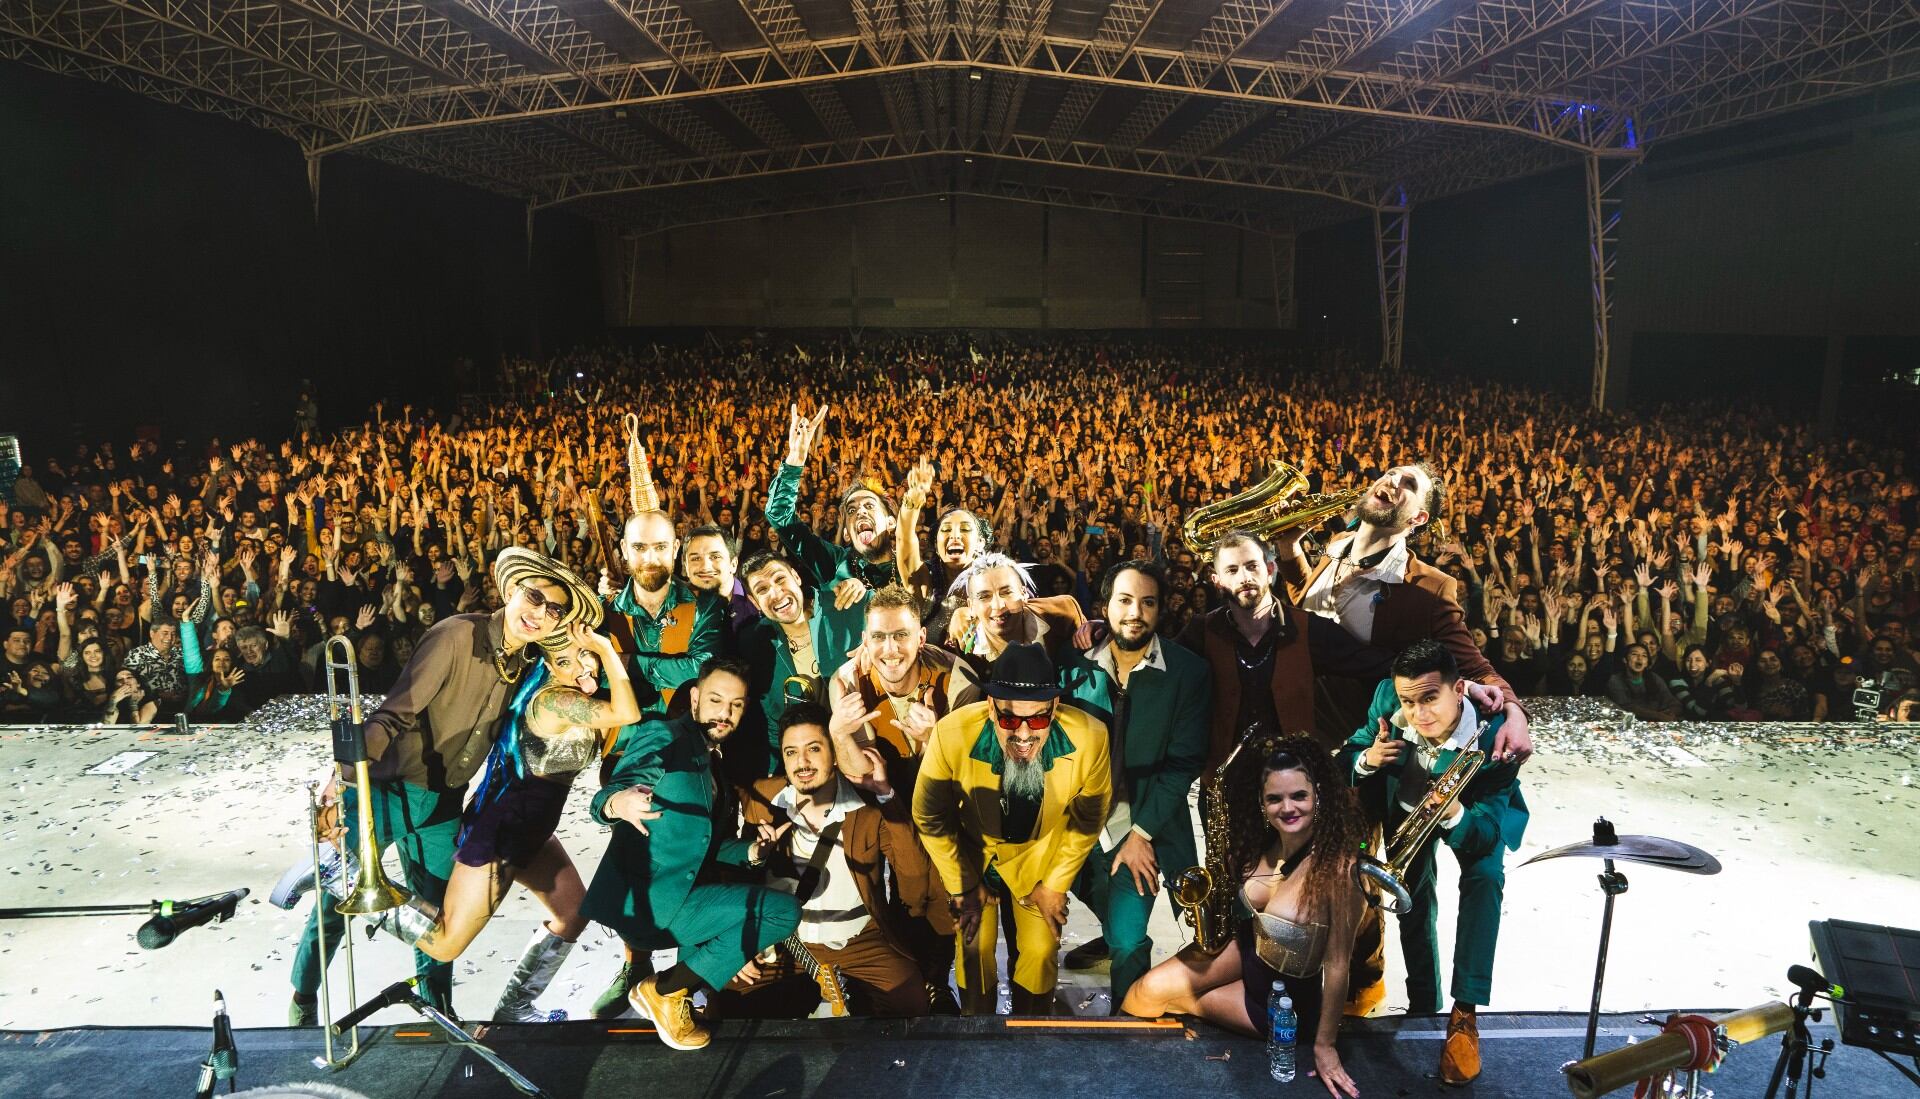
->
xmin=582 ymin=714 xmax=754 ymax=943
xmin=1335 ymin=678 xmax=1529 ymax=859
xmin=1059 ymin=636 xmax=1212 ymax=874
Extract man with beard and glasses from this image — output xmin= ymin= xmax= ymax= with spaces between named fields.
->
xmin=1057 ymin=560 xmax=1211 ymax=1009
xmin=771 ymin=404 xmax=899 ymax=592
xmin=720 ymin=705 xmax=932 ymax=1018
xmin=582 ymin=658 xmax=801 ymax=1050
xmin=825 ymin=584 xmax=981 ymax=1006
xmin=913 ymin=642 xmax=1111 ymax=1016
xmin=682 ymin=523 xmax=758 ymax=638
xmin=1275 ymin=463 xmax=1532 ymax=766
xmin=602 ymin=508 xmax=724 ymax=724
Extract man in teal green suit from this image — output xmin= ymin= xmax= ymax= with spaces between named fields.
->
xmin=601 ymin=509 xmax=724 ymax=721
xmin=1059 ymin=560 xmax=1211 ymax=1009
xmin=769 ymin=403 xmax=900 ymax=591
xmin=733 ymin=551 xmax=867 ymax=779
xmin=583 ymin=657 xmax=801 ymax=1051
xmin=1337 ymin=640 xmax=1528 ymax=1086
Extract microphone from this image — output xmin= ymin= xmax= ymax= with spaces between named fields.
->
xmin=136 ymin=889 xmax=249 ymax=950
xmin=1786 ymin=964 xmax=1846 ymax=1001
xmin=329 ymin=979 xmax=415 ymax=1035
xmin=195 ymin=990 xmax=239 ymax=1099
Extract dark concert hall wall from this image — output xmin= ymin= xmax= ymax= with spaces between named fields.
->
xmin=599 ymin=197 xmax=1295 ymax=330
xmin=0 ymin=63 xmax=603 ymax=457
xmin=1296 ymin=91 xmax=1920 ymax=411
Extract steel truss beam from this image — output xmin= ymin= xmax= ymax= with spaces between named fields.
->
xmin=1374 ymin=203 xmax=1410 ymax=370
xmin=1584 ymin=152 xmax=1637 ymax=408
xmin=604 ymin=173 xmax=1298 ymax=236
xmin=532 ymin=129 xmax=1386 ymax=209
xmin=301 ymin=28 xmax=1629 ymax=155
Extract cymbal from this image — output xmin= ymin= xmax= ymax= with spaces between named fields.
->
xmin=1522 ymin=834 xmax=1722 ymax=875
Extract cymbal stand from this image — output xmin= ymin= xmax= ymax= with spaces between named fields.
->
xmin=1583 ymin=854 xmax=1630 ymax=1060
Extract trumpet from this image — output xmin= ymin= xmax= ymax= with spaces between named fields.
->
xmin=1362 ymin=747 xmax=1484 ymax=912
xmin=314 ymin=635 xmax=412 ymax=1069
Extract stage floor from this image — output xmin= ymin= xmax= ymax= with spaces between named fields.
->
xmin=1 ymin=698 xmax=1915 ymax=1034
xmin=5 ymin=1013 xmax=1916 ymax=1099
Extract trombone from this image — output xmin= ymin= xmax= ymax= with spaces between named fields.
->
xmin=312 ymin=635 xmax=411 ymax=1069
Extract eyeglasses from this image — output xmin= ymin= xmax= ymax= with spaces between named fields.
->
xmin=993 ymin=704 xmax=1053 ymax=732
xmin=516 ymin=582 xmax=569 ymax=622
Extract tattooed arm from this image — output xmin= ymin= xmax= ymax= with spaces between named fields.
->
xmin=524 ymin=624 xmax=641 ymax=737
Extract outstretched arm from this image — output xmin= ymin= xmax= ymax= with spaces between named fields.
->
xmin=526 ymin=625 xmax=641 ymax=735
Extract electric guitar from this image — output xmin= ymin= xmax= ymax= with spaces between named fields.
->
xmin=781 ymin=934 xmax=849 ymax=1018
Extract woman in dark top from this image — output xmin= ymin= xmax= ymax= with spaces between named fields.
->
xmin=60 ymin=637 xmax=119 ymax=721
xmin=1122 ymin=736 xmax=1365 ymax=1098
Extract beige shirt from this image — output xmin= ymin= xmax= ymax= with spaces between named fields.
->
xmin=1300 ymin=533 xmax=1411 ymax=644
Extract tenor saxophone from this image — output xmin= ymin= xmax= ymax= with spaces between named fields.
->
xmin=1172 ymin=731 xmax=1258 ymax=955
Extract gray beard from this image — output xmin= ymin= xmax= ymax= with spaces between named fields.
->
xmin=1001 ymin=756 xmax=1046 ymax=801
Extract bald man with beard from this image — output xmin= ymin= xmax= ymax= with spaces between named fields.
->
xmin=603 ymin=509 xmax=725 ymax=723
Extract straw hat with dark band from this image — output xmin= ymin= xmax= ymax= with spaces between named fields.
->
xmin=491 ymin=547 xmax=602 ymax=651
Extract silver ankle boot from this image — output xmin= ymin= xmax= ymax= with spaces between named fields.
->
xmin=492 ymin=928 xmax=573 ymax=1023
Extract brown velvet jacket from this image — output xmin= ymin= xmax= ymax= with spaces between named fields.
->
xmin=1277 ymin=537 xmax=1514 ymax=699
xmin=740 ymin=773 xmax=950 ymax=942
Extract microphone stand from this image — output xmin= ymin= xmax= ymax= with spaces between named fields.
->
xmin=328 ymin=977 xmax=553 ymax=1099
xmin=1763 ymin=977 xmax=1833 ymax=1099
xmin=193 ymin=990 xmax=238 ymax=1098
xmin=0 ymin=902 xmax=171 ymax=919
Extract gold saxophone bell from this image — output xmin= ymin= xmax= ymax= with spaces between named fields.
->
xmin=1171 ymin=866 xmax=1217 ymax=952
xmin=1182 ymin=460 xmax=1366 ymax=560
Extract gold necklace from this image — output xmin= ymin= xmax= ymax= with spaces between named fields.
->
xmin=491 ymin=647 xmax=521 ymax=684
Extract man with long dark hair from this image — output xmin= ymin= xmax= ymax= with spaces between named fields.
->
xmin=1059 ymin=560 xmax=1211 ymax=1009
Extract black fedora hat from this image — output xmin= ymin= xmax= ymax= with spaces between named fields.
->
xmin=985 ymin=642 xmax=1062 ymax=702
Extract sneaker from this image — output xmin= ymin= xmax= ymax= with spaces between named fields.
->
xmin=629 ymin=976 xmax=709 ymax=1051
xmin=289 ymin=996 xmax=317 ymax=1027
xmin=1063 ymin=936 xmax=1110 ymax=970
xmin=270 ymin=843 xmax=354 ymax=910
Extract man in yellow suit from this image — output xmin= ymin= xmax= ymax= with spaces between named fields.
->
xmin=912 ymin=641 xmax=1111 ymax=1015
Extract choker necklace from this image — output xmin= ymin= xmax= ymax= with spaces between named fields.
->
xmin=1260 ymin=836 xmax=1315 ymax=882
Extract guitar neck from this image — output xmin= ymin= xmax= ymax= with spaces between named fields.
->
xmin=782 ymin=933 xmax=822 ymax=978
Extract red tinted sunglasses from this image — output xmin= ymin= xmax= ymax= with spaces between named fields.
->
xmin=993 ymin=707 xmax=1052 ymax=732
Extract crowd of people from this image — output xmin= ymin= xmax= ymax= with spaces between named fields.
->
xmin=7 ymin=333 xmax=1914 ymax=1092
xmin=3 ymin=335 xmax=1914 ymax=727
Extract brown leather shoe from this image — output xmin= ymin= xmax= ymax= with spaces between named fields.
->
xmin=630 ymin=976 xmax=710 ymax=1051
xmin=1440 ymin=1005 xmax=1481 ymax=1085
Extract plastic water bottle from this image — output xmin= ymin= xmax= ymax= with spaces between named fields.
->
xmin=1268 ymin=986 xmax=1297 ymax=1083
